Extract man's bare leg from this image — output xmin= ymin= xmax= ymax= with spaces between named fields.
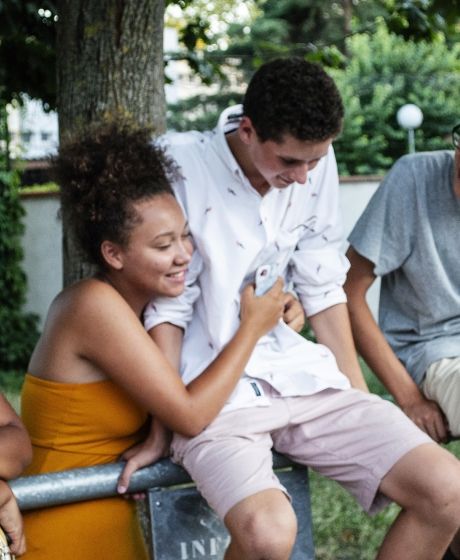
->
xmin=223 ymin=489 xmax=297 ymax=560
xmin=377 ymin=443 xmax=460 ymax=560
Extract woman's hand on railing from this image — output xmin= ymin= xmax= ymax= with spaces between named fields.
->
xmin=117 ymin=418 xmax=171 ymax=497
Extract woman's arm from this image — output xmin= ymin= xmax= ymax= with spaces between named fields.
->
xmin=77 ymin=279 xmax=285 ymax=437
xmin=117 ymin=323 xmax=179 ymax=493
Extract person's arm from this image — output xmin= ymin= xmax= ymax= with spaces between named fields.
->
xmin=0 ymin=395 xmax=32 ymax=480
xmin=117 ymin=323 xmax=181 ymax=493
xmin=0 ymin=480 xmax=25 ymax=556
xmin=77 ymin=278 xmax=285 ymax=438
xmin=0 ymin=395 xmax=31 ymax=556
xmin=282 ymin=292 xmax=305 ymax=333
xmin=148 ymin=322 xmax=183 ymax=371
xmin=344 ymin=246 xmax=448 ymax=441
xmin=308 ymin=302 xmax=369 ymax=391
xmin=117 ymin=416 xmax=172 ymax=494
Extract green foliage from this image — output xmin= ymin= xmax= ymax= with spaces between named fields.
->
xmin=311 ymin=469 xmax=400 ymax=560
xmin=0 ymin=1 xmax=57 ymax=108
xmin=331 ymin=23 xmax=460 ymax=175
xmin=0 ymin=370 xmax=25 ymax=412
xmin=0 ymin=171 xmax=40 ymax=370
xmin=384 ymin=0 xmax=460 ymax=42
xmin=166 ymin=2 xmax=460 ymax=175
xmin=168 ymin=91 xmax=243 ymax=131
xmin=20 ymin=181 xmax=59 ymax=195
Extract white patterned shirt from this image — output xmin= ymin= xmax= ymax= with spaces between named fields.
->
xmin=144 ymin=106 xmax=351 ymax=411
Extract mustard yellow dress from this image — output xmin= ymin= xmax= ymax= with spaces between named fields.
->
xmin=20 ymin=374 xmax=149 ymax=560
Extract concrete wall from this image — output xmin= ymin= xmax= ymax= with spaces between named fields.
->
xmin=339 ymin=177 xmax=382 ymax=319
xmin=20 ymin=178 xmax=382 ymax=328
xmin=21 ymin=193 xmax=62 ymax=327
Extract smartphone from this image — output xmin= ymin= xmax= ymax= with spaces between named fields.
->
xmin=255 ymin=264 xmax=278 ymax=296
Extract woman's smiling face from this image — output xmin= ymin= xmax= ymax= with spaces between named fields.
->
xmin=117 ymin=193 xmax=193 ymax=298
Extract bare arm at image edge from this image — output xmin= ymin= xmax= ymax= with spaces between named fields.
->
xmin=0 ymin=394 xmax=32 ymax=479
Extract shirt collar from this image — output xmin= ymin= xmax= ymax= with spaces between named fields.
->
xmin=214 ymin=105 xmax=279 ymax=198
xmin=214 ymin=105 xmax=249 ymax=179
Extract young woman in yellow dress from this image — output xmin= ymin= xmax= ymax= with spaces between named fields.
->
xmin=20 ymin=122 xmax=286 ymax=559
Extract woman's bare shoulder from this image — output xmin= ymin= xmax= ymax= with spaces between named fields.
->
xmin=45 ymin=278 xmax=130 ymax=332
xmin=53 ymin=278 xmax=124 ymax=312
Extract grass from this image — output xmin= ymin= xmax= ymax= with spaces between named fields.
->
xmin=312 ymin=438 xmax=460 ymax=560
xmin=310 ymin=360 xmax=460 ymax=559
xmin=2 ymin=366 xmax=460 ymax=559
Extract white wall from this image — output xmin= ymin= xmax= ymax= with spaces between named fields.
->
xmin=21 ymin=193 xmax=62 ymax=327
xmin=20 ymin=179 xmax=381 ymax=328
xmin=339 ymin=179 xmax=381 ymax=317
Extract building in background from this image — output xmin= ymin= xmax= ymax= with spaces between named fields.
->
xmin=8 ymin=96 xmax=58 ymax=161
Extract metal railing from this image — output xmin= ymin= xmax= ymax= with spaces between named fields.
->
xmin=10 ymin=453 xmax=296 ymax=510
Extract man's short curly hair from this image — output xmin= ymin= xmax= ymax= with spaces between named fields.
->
xmin=243 ymin=57 xmax=344 ymax=143
xmin=54 ymin=121 xmax=176 ymax=268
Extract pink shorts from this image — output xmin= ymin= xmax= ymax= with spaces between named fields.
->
xmin=171 ymin=383 xmax=431 ymax=520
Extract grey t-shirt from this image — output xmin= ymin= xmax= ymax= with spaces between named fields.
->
xmin=348 ymin=150 xmax=460 ymax=385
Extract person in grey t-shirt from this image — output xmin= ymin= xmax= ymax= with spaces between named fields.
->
xmin=345 ymin=123 xmax=460 ymax=445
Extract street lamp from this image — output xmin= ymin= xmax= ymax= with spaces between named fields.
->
xmin=396 ymin=104 xmax=423 ymax=154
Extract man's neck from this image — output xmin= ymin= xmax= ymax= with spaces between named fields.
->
xmin=226 ymin=131 xmax=270 ymax=196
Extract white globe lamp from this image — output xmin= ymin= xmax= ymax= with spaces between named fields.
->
xmin=396 ymin=104 xmax=423 ymax=153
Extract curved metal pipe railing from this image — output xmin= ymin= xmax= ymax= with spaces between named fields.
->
xmin=10 ymin=453 xmax=296 ymax=511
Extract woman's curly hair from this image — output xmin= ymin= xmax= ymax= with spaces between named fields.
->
xmin=54 ymin=121 xmax=177 ymax=267
xmin=243 ymin=57 xmax=344 ymax=143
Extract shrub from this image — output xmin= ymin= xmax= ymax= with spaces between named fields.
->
xmin=0 ymin=170 xmax=40 ymax=370
xmin=331 ymin=22 xmax=460 ymax=175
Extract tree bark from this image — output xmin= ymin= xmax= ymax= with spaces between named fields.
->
xmin=56 ymin=0 xmax=165 ymax=286
xmin=341 ymin=0 xmax=352 ymax=56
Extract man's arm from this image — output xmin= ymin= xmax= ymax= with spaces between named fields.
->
xmin=282 ymin=292 xmax=305 ymax=333
xmin=149 ymin=322 xmax=183 ymax=371
xmin=344 ymin=246 xmax=448 ymax=442
xmin=308 ymin=302 xmax=368 ymax=392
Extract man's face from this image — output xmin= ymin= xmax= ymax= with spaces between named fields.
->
xmin=239 ymin=117 xmax=332 ymax=195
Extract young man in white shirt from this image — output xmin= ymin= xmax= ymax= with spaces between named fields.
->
xmin=143 ymin=59 xmax=460 ymax=560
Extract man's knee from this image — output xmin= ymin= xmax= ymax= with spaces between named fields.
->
xmin=420 ymin=459 xmax=460 ymax=528
xmin=383 ymin=444 xmax=460 ymax=529
xmin=225 ymin=490 xmax=297 ymax=559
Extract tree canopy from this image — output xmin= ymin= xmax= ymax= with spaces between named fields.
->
xmin=1 ymin=0 xmax=460 ymax=176
xmin=0 ymin=0 xmax=57 ymax=108
xmin=2 ymin=0 xmax=459 ymax=111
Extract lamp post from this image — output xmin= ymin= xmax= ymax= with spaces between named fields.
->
xmin=396 ymin=104 xmax=423 ymax=154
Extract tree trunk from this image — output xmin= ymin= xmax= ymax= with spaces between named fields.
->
xmin=342 ymin=0 xmax=352 ymax=37
xmin=56 ymin=0 xmax=165 ymax=286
